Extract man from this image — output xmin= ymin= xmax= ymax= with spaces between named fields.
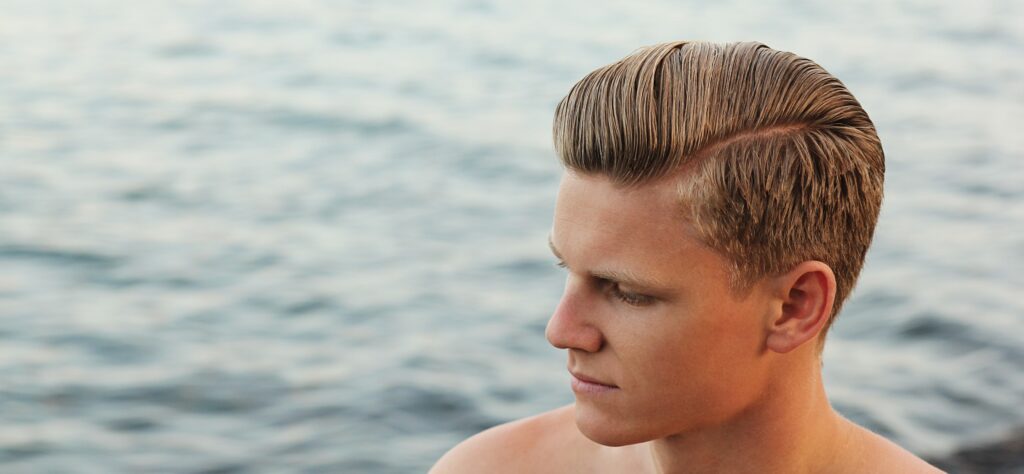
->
xmin=432 ymin=41 xmax=941 ymax=473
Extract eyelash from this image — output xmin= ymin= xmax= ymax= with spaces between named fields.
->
xmin=554 ymin=261 xmax=655 ymax=307
xmin=609 ymin=285 xmax=655 ymax=306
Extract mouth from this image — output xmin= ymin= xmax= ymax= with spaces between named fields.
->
xmin=569 ymin=369 xmax=619 ymax=394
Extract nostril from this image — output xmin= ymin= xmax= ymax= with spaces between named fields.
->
xmin=546 ymin=287 xmax=604 ymax=352
xmin=548 ymin=313 xmax=573 ymax=350
xmin=545 ymin=314 xmax=569 ymax=349
xmin=546 ymin=304 xmax=574 ymax=350
xmin=546 ymin=311 xmax=603 ymax=353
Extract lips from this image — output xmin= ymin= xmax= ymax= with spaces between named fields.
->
xmin=569 ymin=369 xmax=619 ymax=394
xmin=570 ymin=370 xmax=617 ymax=387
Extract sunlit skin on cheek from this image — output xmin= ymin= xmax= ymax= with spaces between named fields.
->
xmin=546 ymin=171 xmax=774 ymax=447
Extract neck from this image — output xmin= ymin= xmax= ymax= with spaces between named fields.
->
xmin=642 ymin=353 xmax=852 ymax=474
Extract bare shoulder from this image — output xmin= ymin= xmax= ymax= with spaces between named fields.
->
xmin=847 ymin=424 xmax=946 ymax=473
xmin=429 ymin=404 xmax=594 ymax=474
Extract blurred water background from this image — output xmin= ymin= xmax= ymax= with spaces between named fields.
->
xmin=1 ymin=0 xmax=1022 ymax=472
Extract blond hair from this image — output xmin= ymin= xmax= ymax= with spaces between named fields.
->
xmin=553 ymin=41 xmax=884 ymax=341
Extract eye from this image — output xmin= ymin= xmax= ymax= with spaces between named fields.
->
xmin=609 ymin=284 xmax=656 ymax=307
xmin=554 ymin=260 xmax=567 ymax=269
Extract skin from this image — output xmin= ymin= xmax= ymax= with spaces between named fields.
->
xmin=432 ymin=171 xmax=943 ymax=473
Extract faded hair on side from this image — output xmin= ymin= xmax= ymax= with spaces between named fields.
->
xmin=552 ymin=41 xmax=885 ymax=343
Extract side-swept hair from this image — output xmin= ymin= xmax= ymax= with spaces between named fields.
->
xmin=552 ymin=41 xmax=884 ymax=342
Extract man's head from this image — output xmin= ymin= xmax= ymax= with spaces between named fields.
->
xmin=553 ymin=40 xmax=883 ymax=342
xmin=545 ymin=41 xmax=884 ymax=445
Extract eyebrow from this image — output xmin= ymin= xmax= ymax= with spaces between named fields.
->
xmin=547 ymin=235 xmax=673 ymax=292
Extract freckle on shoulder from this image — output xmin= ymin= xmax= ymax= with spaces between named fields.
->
xmin=429 ymin=405 xmax=581 ymax=474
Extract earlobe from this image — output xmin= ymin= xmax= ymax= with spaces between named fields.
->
xmin=765 ymin=262 xmax=836 ymax=354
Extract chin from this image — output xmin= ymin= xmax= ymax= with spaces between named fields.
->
xmin=573 ymin=401 xmax=653 ymax=447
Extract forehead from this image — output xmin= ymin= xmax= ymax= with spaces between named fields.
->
xmin=551 ymin=172 xmax=725 ymax=287
xmin=554 ymin=172 xmax=681 ymax=240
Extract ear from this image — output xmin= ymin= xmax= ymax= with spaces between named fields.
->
xmin=765 ymin=261 xmax=836 ymax=354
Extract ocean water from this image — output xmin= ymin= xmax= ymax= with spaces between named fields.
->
xmin=1 ymin=0 xmax=1022 ymax=472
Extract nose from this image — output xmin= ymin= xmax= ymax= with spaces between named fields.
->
xmin=545 ymin=276 xmax=603 ymax=353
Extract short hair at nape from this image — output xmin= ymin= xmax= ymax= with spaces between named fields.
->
xmin=552 ymin=41 xmax=885 ymax=342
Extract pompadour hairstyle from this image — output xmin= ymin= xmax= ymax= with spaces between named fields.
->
xmin=552 ymin=41 xmax=885 ymax=342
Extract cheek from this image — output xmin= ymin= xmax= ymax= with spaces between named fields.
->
xmin=623 ymin=304 xmax=763 ymax=404
xmin=614 ymin=316 xmax=711 ymax=392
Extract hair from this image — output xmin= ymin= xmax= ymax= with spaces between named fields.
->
xmin=552 ymin=41 xmax=884 ymax=343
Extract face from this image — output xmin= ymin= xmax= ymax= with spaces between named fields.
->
xmin=547 ymin=171 xmax=775 ymax=446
